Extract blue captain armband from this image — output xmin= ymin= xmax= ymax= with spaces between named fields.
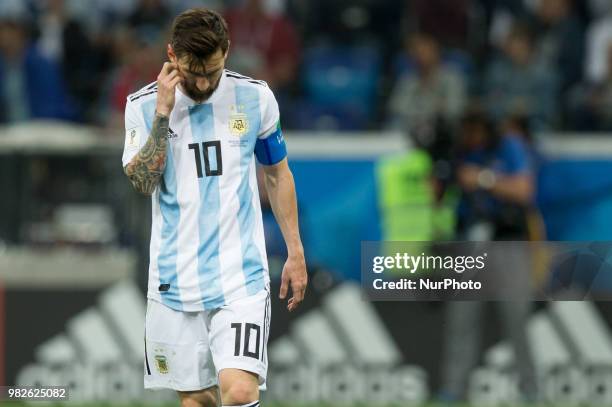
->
xmin=255 ymin=124 xmax=287 ymax=165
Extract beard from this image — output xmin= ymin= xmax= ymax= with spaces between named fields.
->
xmin=181 ymin=76 xmax=221 ymax=103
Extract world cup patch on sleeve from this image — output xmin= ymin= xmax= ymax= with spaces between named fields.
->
xmin=125 ymin=126 xmax=141 ymax=150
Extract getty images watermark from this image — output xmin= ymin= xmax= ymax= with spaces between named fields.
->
xmin=371 ymin=251 xmax=487 ymax=291
xmin=361 ymin=241 xmax=612 ymax=301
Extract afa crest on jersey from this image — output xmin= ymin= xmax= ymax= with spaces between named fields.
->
xmin=229 ymin=113 xmax=249 ymax=137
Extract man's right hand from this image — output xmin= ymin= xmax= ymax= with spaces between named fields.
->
xmin=156 ymin=62 xmax=181 ymax=117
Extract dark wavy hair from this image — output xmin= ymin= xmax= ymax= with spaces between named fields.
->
xmin=170 ymin=8 xmax=229 ymax=70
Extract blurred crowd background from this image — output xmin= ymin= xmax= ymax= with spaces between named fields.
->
xmin=2 ymin=0 xmax=612 ymax=133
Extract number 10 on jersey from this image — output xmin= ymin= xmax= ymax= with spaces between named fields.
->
xmin=188 ymin=141 xmax=223 ymax=177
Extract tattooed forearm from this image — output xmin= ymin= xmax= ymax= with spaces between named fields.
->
xmin=124 ymin=113 xmax=169 ymax=195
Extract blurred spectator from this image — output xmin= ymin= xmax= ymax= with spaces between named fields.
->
xmin=588 ymin=0 xmax=612 ymax=17
xmin=569 ymin=42 xmax=612 ymax=131
xmin=501 ymin=113 xmax=535 ymax=147
xmin=478 ymin=0 xmax=528 ymax=50
xmin=387 ymin=33 xmax=467 ymax=137
xmin=0 ymin=0 xmax=33 ymax=21
xmin=408 ymin=0 xmax=472 ymax=50
xmin=0 ymin=17 xmax=76 ymax=123
xmin=127 ymin=0 xmax=170 ymax=40
xmin=36 ymin=0 xmax=113 ymax=122
xmin=167 ymin=0 xmax=224 ymax=16
xmin=585 ymin=9 xmax=612 ymax=84
xmin=484 ymin=24 xmax=558 ymax=128
xmin=439 ymin=111 xmax=537 ymax=403
xmin=53 ymin=0 xmax=137 ymax=35
xmin=37 ymin=0 xmax=69 ymax=62
xmin=299 ymin=0 xmax=403 ymax=56
xmin=528 ymin=0 xmax=584 ymax=94
xmin=105 ymin=29 xmax=163 ymax=128
xmin=455 ymin=111 xmax=535 ymax=239
xmin=224 ymin=0 xmax=300 ymax=90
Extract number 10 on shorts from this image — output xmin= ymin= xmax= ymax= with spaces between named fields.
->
xmin=231 ymin=323 xmax=261 ymax=359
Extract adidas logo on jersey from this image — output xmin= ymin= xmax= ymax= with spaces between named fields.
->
xmin=167 ymin=128 xmax=178 ymax=140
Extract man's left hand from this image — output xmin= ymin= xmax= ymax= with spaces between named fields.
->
xmin=279 ymin=254 xmax=307 ymax=312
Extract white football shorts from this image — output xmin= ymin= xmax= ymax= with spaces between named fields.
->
xmin=144 ymin=288 xmax=271 ymax=391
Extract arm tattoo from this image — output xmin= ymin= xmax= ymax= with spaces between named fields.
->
xmin=124 ymin=113 xmax=169 ymax=195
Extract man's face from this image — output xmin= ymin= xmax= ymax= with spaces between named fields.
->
xmin=505 ymin=35 xmax=531 ymax=66
xmin=462 ymin=122 xmax=488 ymax=150
xmin=0 ymin=22 xmax=27 ymax=58
xmin=411 ymin=36 xmax=439 ymax=70
xmin=171 ymin=47 xmax=226 ymax=102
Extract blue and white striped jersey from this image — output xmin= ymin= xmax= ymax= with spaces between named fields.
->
xmin=122 ymin=69 xmax=287 ymax=311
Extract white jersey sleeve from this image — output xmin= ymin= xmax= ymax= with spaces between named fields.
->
xmin=258 ymin=86 xmax=280 ymax=139
xmin=122 ymin=100 xmax=148 ymax=167
xmin=254 ymin=86 xmax=286 ymax=165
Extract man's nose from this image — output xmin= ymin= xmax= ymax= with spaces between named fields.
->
xmin=196 ymin=77 xmax=210 ymax=91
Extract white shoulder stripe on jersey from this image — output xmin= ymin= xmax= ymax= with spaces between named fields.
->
xmin=225 ymin=70 xmax=267 ymax=86
xmin=129 ymin=88 xmax=158 ymax=102
xmin=129 ymin=84 xmax=157 ymax=98
xmin=225 ymin=75 xmax=266 ymax=87
xmin=224 ymin=69 xmax=250 ymax=79
xmin=128 ymin=82 xmax=158 ymax=101
xmin=130 ymin=82 xmax=157 ymax=96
